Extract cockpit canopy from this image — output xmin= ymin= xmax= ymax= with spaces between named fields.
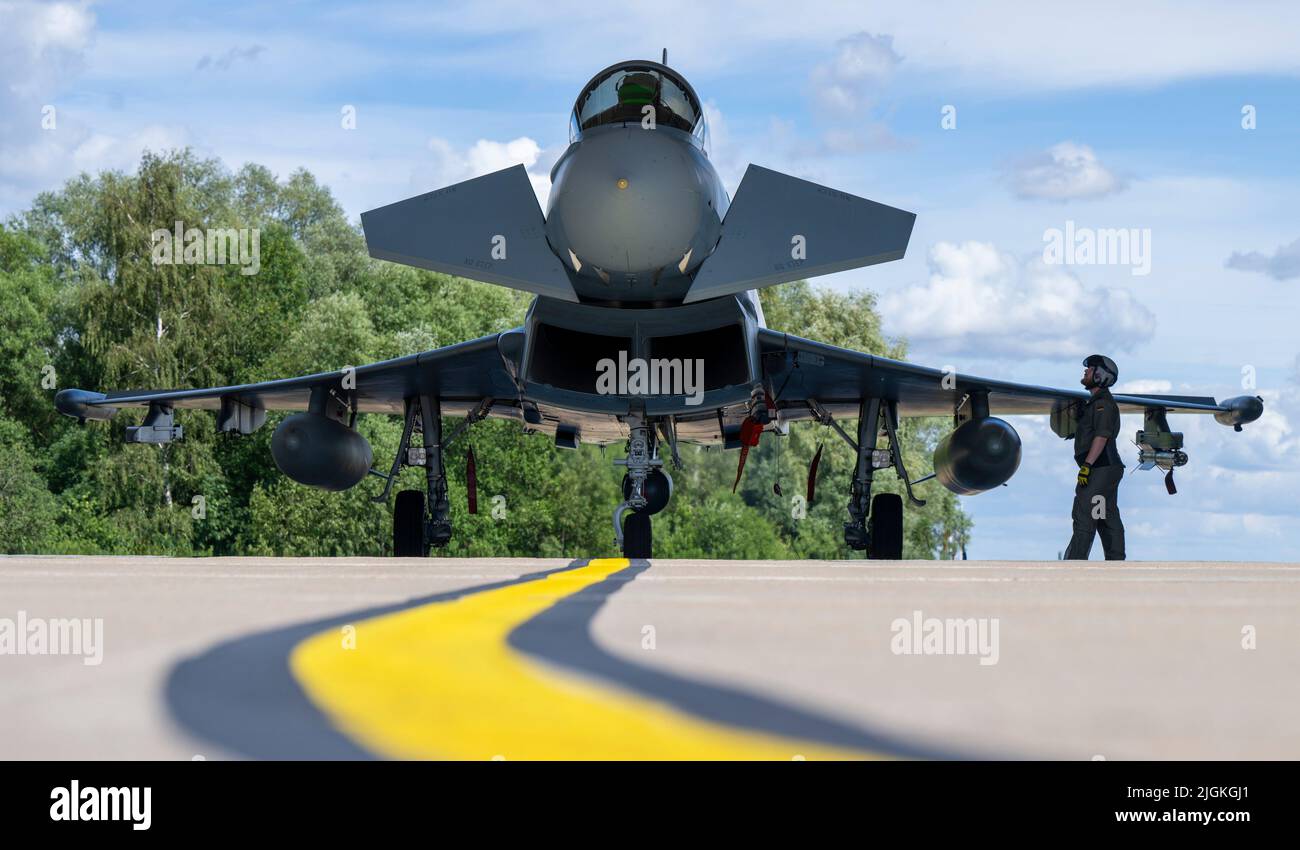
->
xmin=570 ymin=61 xmax=708 ymax=151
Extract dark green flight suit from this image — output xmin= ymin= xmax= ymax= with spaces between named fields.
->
xmin=1064 ymin=387 xmax=1126 ymax=560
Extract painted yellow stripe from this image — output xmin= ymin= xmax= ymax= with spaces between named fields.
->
xmin=289 ymin=558 xmax=878 ymax=760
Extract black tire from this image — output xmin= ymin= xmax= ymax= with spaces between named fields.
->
xmin=622 ymin=510 xmax=652 ymax=559
xmin=621 ymin=470 xmax=672 ymax=515
xmin=868 ymin=493 xmax=904 ymax=560
xmin=393 ymin=489 xmax=426 ymax=557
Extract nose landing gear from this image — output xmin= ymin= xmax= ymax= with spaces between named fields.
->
xmin=613 ymin=411 xmax=673 ymax=558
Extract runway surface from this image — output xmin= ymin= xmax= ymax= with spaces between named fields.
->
xmin=2 ymin=556 xmax=1298 ymax=760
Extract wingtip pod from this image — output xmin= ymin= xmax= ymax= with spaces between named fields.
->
xmin=1214 ymin=395 xmax=1264 ymax=429
xmin=55 ymin=388 xmax=117 ymax=421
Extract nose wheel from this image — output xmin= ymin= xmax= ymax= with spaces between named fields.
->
xmin=612 ymin=411 xmax=672 ymax=558
xmin=614 ymin=469 xmax=671 ymax=558
xmin=621 ymin=510 xmax=652 ymax=559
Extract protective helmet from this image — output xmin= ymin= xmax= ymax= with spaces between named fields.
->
xmin=1082 ymin=354 xmax=1118 ymax=389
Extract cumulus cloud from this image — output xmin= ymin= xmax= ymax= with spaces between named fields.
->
xmin=76 ymin=125 xmax=192 ymax=170
xmin=1225 ymin=236 xmax=1300 ymax=281
xmin=1009 ymin=142 xmax=1125 ymax=202
xmin=0 ymin=1 xmax=95 ymax=197
xmin=1114 ymin=379 xmax=1173 ymax=395
xmin=809 ymin=31 xmax=902 ymax=115
xmin=800 ymin=32 xmax=908 ymax=156
xmin=0 ymin=3 xmax=192 ymax=213
xmin=0 ymin=1 xmax=92 ymax=98
xmin=418 ymin=135 xmax=554 ymax=208
xmin=880 ymin=241 xmax=1155 ymax=358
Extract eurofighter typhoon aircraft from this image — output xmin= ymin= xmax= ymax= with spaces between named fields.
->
xmin=56 ymin=57 xmax=1264 ymax=558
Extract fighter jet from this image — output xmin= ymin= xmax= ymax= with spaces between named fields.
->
xmin=55 ymin=57 xmax=1264 ymax=558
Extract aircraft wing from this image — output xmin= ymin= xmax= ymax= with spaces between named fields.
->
xmin=758 ymin=328 xmax=1262 ymax=424
xmin=55 ymin=332 xmax=525 ymax=424
xmin=684 ymin=165 xmax=915 ymax=304
xmin=361 ymin=165 xmax=579 ymax=302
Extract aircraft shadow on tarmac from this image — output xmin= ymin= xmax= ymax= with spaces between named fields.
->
xmin=164 ymin=560 xmax=976 ymax=760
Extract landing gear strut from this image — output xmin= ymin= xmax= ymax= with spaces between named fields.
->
xmin=613 ymin=409 xmax=672 ymax=559
xmin=844 ymin=398 xmax=880 ymax=552
xmin=385 ymin=394 xmax=452 ymax=556
xmin=811 ymin=397 xmax=918 ymax=559
xmin=419 ymin=394 xmax=452 ymax=550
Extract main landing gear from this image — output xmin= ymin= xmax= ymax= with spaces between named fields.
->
xmin=811 ymin=396 xmax=924 ymax=560
xmin=377 ymin=395 xmax=454 ymax=557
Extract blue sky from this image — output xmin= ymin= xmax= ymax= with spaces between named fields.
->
xmin=4 ymin=0 xmax=1299 ymax=559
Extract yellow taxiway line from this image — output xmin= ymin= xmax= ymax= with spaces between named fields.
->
xmin=289 ymin=558 xmax=879 ymax=760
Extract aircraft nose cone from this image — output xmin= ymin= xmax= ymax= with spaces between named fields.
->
xmin=548 ymin=127 xmax=705 ymax=278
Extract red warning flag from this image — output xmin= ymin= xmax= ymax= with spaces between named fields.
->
xmin=807 ymin=442 xmax=824 ymax=504
xmin=731 ymin=416 xmax=763 ymax=493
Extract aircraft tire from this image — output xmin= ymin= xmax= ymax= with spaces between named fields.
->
xmin=623 ymin=510 xmax=652 ymax=559
xmin=868 ymin=493 xmax=904 ymax=560
xmin=394 ymin=489 xmax=427 ymax=557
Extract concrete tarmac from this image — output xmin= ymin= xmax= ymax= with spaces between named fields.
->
xmin=1 ymin=556 xmax=1297 ymax=760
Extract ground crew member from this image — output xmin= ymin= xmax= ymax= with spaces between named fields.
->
xmin=1065 ymin=354 xmax=1126 ymax=560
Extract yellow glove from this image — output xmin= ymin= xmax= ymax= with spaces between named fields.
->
xmin=1077 ymin=464 xmax=1091 ymax=488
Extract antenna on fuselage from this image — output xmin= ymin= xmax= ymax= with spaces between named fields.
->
xmin=661 ymin=48 xmax=667 ymax=66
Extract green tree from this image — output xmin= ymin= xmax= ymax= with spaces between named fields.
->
xmin=0 ymin=228 xmax=63 ymax=443
xmin=0 ymin=415 xmax=59 ymax=553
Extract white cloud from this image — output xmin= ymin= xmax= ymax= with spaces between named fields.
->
xmin=1009 ymin=142 xmax=1125 ymax=202
xmin=0 ymin=1 xmax=92 ymax=98
xmin=0 ymin=4 xmax=191 ymax=213
xmin=71 ymin=125 xmax=192 ymax=172
xmin=809 ymin=31 xmax=901 ymax=114
xmin=802 ymin=32 xmax=909 ymax=156
xmin=1225 ymin=236 xmax=1300 ymax=281
xmin=880 ymin=241 xmax=1155 ymax=358
xmin=1114 ymin=379 xmax=1173 ymax=395
xmin=0 ymin=1 xmax=95 ymax=203
xmin=418 ymin=135 xmax=554 ymax=208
